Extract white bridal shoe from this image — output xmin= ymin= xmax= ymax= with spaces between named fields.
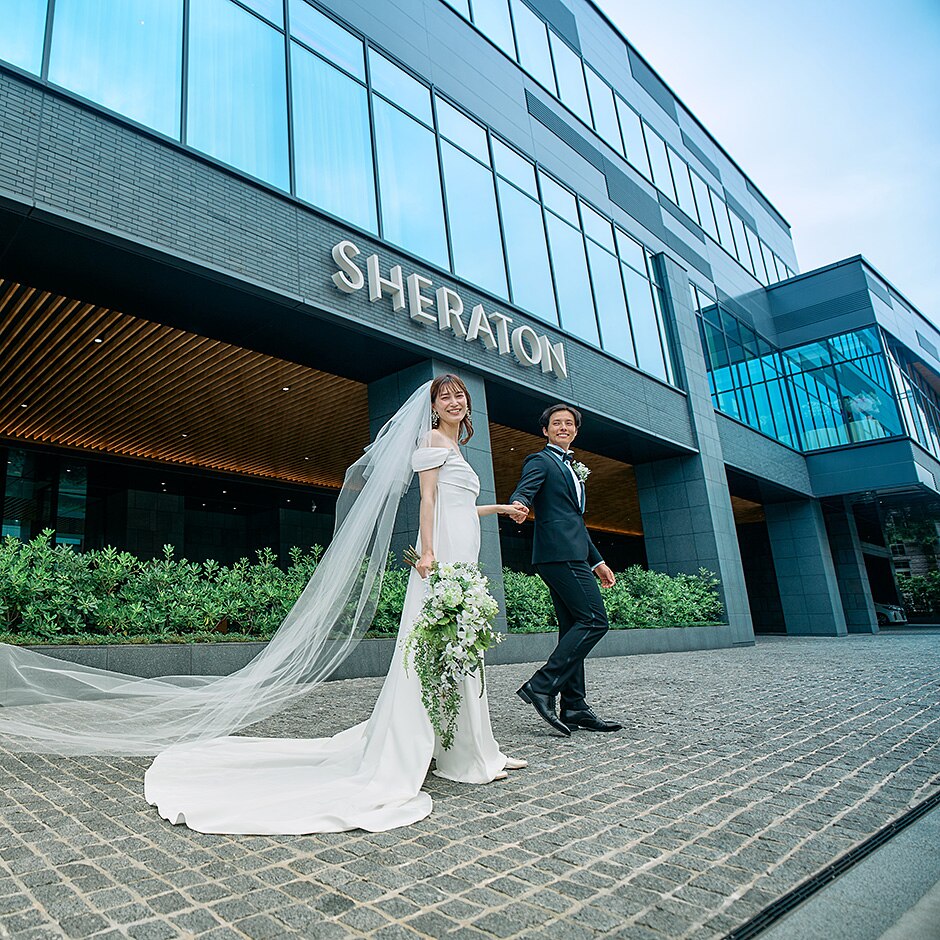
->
xmin=503 ymin=757 xmax=528 ymax=770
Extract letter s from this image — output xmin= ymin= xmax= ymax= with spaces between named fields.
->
xmin=331 ymin=241 xmax=364 ymax=293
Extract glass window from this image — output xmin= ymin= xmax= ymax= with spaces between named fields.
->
xmin=241 ymin=0 xmax=282 ymax=26
xmin=48 ymin=0 xmax=183 ymax=138
xmin=581 ymin=203 xmax=614 ymax=251
xmin=711 ymin=190 xmax=734 ymax=252
xmin=493 ymin=139 xmax=537 ymax=195
xmin=292 ymin=42 xmax=377 ymax=233
xmin=368 ymin=49 xmax=432 ymax=126
xmin=436 ymin=98 xmax=488 ymax=163
xmin=690 ymin=171 xmax=718 ymax=240
xmin=497 ymin=179 xmax=557 ymax=324
xmin=539 ymin=171 xmax=579 ymax=225
xmin=545 ymin=214 xmax=599 ymax=344
xmin=615 ymin=228 xmax=646 ymax=274
xmin=289 ymin=0 xmax=364 ymax=80
xmin=0 ymin=0 xmax=47 ymax=74
xmin=585 ymin=67 xmax=622 ymax=154
xmin=471 ymin=0 xmax=515 ymax=57
xmin=615 ymin=96 xmax=652 ymax=181
xmin=622 ymin=263 xmax=667 ymax=381
xmin=373 ymin=96 xmax=448 ymax=269
xmin=644 ymin=128 xmax=676 ymax=203
xmin=766 ymin=249 xmax=782 ymax=283
xmin=510 ymin=0 xmax=555 ymax=93
xmin=667 ymin=147 xmax=697 ymax=221
xmin=729 ymin=211 xmax=752 ymax=271
xmin=746 ymin=227 xmax=768 ymax=283
xmin=587 ymin=242 xmax=635 ymax=364
xmin=549 ymin=31 xmax=590 ymax=124
xmin=187 ymin=0 xmax=288 ymax=189
xmin=441 ymin=141 xmax=507 ymax=297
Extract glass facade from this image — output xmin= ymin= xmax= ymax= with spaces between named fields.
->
xmin=1 ymin=0 xmax=708 ymax=388
xmin=427 ymin=0 xmax=795 ymax=286
xmin=693 ymin=286 xmax=906 ymax=453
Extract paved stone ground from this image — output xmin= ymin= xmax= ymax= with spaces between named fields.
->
xmin=1 ymin=633 xmax=939 ymax=940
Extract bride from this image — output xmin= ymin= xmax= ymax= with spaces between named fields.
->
xmin=0 ymin=374 xmax=525 ymax=834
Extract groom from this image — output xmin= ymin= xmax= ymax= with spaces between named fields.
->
xmin=509 ymin=404 xmax=622 ymax=735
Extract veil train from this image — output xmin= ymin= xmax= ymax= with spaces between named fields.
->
xmin=0 ymin=381 xmax=433 ymax=756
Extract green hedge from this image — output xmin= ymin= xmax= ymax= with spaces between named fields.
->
xmin=502 ymin=565 xmax=723 ymax=632
xmin=0 ymin=531 xmax=722 ymax=646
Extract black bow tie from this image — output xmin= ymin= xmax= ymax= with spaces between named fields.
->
xmin=558 ymin=450 xmax=574 ymax=463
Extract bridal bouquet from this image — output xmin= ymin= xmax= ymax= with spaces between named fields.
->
xmin=404 ymin=559 xmax=502 ymax=749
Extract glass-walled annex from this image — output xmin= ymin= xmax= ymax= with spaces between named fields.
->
xmin=0 ymin=0 xmax=678 ymax=384
xmin=691 ymin=285 xmax=913 ymax=454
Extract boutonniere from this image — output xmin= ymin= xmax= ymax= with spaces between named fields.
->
xmin=571 ymin=460 xmax=591 ymax=484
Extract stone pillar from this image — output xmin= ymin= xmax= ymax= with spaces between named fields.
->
xmin=367 ymin=361 xmax=507 ymax=630
xmin=823 ymin=498 xmax=878 ymax=634
xmin=636 ymin=255 xmax=754 ymax=645
xmin=764 ymin=499 xmax=848 ymax=636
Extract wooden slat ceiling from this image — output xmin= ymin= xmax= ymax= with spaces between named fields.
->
xmin=0 ymin=280 xmax=369 ymax=487
xmin=488 ymin=424 xmax=643 ymax=536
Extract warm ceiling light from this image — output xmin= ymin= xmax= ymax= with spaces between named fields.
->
xmin=181 ymin=433 xmax=189 ymax=438
xmin=19 ymin=403 xmax=27 ymax=408
xmin=281 ymin=386 xmax=290 ymax=391
xmin=93 ymin=338 xmax=103 ymax=344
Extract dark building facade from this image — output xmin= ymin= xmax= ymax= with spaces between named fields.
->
xmin=2 ymin=0 xmax=938 ymax=643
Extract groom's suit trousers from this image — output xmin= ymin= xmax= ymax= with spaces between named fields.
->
xmin=528 ymin=559 xmax=609 ymax=710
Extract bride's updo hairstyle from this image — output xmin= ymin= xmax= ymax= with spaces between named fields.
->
xmin=430 ymin=373 xmax=474 ymax=444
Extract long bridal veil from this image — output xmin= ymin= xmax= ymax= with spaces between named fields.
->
xmin=0 ymin=381 xmax=433 ymax=756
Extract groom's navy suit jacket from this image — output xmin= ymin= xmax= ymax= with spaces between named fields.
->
xmin=510 ymin=448 xmax=603 ymax=568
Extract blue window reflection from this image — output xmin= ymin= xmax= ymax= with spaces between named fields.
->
xmin=510 ymin=0 xmax=555 ymax=94
xmin=615 ymin=97 xmax=652 ymax=181
xmin=622 ymin=263 xmax=667 ymax=381
xmin=493 ymin=139 xmax=537 ymax=196
xmin=437 ymin=99 xmax=489 ymax=164
xmin=187 ymin=0 xmax=288 ymax=190
xmin=49 ymin=0 xmax=183 ymax=139
xmin=711 ymin=192 xmax=735 ymax=252
xmin=291 ymin=43 xmax=376 ymax=234
xmin=373 ymin=96 xmax=448 ymax=270
xmin=645 ymin=129 xmax=676 ymax=203
xmin=549 ymin=32 xmax=590 ymax=124
xmin=289 ymin=0 xmax=364 ymax=80
xmin=546 ymin=214 xmax=599 ymax=345
xmin=369 ymin=50 xmax=432 ymax=126
xmin=241 ymin=0 xmax=282 ymax=27
xmin=587 ymin=242 xmax=635 ymax=365
xmin=539 ymin=172 xmax=579 ymax=226
xmin=667 ymin=147 xmax=697 ymax=221
xmin=690 ymin=172 xmax=718 ymax=240
xmin=0 ymin=0 xmax=47 ymax=74
xmin=441 ymin=142 xmax=508 ymax=298
xmin=471 ymin=0 xmax=516 ymax=58
xmin=497 ymin=179 xmax=557 ymax=325
xmin=585 ymin=68 xmax=622 ymax=154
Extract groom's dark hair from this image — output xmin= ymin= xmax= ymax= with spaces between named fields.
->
xmin=540 ymin=403 xmax=582 ymax=430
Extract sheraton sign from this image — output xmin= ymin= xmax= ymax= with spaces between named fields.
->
xmin=330 ymin=240 xmax=568 ymax=379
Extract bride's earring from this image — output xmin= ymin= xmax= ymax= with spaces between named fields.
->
xmin=466 ymin=408 xmax=471 ymax=417
xmin=431 ymin=410 xmax=440 ymax=427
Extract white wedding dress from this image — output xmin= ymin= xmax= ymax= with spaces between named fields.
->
xmin=143 ymin=446 xmax=507 ymax=834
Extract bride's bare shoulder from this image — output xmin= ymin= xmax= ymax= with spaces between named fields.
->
xmin=420 ymin=429 xmax=452 ymax=449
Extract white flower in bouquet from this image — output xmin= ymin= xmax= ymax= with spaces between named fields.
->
xmin=404 ymin=560 xmax=503 ymax=749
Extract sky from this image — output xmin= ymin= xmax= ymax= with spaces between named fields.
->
xmin=594 ymin=0 xmax=940 ymax=319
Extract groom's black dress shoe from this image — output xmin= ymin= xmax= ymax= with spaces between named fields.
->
xmin=517 ymin=682 xmax=571 ymax=736
xmin=560 ymin=707 xmax=622 ymax=732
